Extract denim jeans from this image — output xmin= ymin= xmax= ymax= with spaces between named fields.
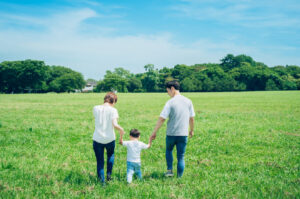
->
xmin=127 ymin=161 xmax=142 ymax=183
xmin=166 ymin=136 xmax=188 ymax=177
xmin=93 ymin=140 xmax=115 ymax=182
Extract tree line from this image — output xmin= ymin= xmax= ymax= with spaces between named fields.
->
xmin=95 ymin=54 xmax=300 ymax=92
xmin=0 ymin=54 xmax=299 ymax=93
xmin=0 ymin=60 xmax=85 ymax=93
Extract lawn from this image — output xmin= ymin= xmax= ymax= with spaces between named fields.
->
xmin=0 ymin=91 xmax=299 ymax=198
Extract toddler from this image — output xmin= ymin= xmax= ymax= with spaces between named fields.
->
xmin=120 ymin=129 xmax=152 ymax=183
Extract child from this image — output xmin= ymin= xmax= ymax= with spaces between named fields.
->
xmin=119 ymin=129 xmax=152 ymax=183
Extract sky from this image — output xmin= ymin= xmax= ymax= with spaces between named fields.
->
xmin=0 ymin=0 xmax=299 ymax=80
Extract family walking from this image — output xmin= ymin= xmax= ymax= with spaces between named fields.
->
xmin=92 ymin=80 xmax=195 ymax=184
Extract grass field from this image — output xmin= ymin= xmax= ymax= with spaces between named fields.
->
xmin=0 ymin=91 xmax=299 ymax=198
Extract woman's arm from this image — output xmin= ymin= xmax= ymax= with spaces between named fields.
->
xmin=112 ymin=118 xmax=124 ymax=132
xmin=119 ymin=133 xmax=124 ymax=145
xmin=112 ymin=118 xmax=125 ymax=144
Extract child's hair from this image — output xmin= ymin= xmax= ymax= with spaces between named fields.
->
xmin=130 ymin=129 xmax=140 ymax=138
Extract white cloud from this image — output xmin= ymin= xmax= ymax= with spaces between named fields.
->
xmin=171 ymin=0 xmax=300 ymax=28
xmin=0 ymin=8 xmax=218 ymax=79
xmin=0 ymin=6 xmax=299 ymax=80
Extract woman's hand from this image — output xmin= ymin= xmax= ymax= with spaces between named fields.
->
xmin=120 ymin=129 xmax=125 ymax=136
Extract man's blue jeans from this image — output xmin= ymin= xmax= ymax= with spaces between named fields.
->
xmin=166 ymin=136 xmax=188 ymax=177
xmin=93 ymin=140 xmax=115 ymax=182
xmin=127 ymin=161 xmax=142 ymax=183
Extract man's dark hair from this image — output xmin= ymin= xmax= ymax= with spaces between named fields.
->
xmin=130 ymin=129 xmax=140 ymax=138
xmin=166 ymin=80 xmax=180 ymax=90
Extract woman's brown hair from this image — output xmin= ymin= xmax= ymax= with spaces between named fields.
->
xmin=104 ymin=92 xmax=118 ymax=104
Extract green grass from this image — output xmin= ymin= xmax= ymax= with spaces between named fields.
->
xmin=0 ymin=91 xmax=299 ymax=198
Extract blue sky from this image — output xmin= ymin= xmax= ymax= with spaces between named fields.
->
xmin=0 ymin=0 xmax=299 ymax=79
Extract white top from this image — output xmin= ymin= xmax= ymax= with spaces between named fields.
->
xmin=160 ymin=95 xmax=195 ymax=136
xmin=93 ymin=105 xmax=119 ymax=144
xmin=122 ymin=140 xmax=149 ymax=163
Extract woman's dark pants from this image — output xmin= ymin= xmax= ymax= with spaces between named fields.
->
xmin=93 ymin=140 xmax=115 ymax=182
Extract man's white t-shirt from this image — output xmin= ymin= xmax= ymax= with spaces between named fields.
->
xmin=93 ymin=105 xmax=119 ymax=144
xmin=122 ymin=140 xmax=148 ymax=163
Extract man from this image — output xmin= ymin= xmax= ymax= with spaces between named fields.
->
xmin=150 ymin=80 xmax=195 ymax=177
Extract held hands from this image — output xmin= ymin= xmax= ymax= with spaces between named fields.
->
xmin=150 ymin=132 xmax=156 ymax=141
xmin=119 ymin=129 xmax=125 ymax=145
xmin=119 ymin=129 xmax=125 ymax=136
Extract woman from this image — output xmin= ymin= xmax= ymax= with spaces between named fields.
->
xmin=92 ymin=92 xmax=124 ymax=183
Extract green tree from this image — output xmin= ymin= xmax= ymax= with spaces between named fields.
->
xmin=49 ymin=73 xmax=85 ymax=92
xmin=86 ymin=78 xmax=98 ymax=85
xmin=271 ymin=65 xmax=287 ymax=76
xmin=220 ymin=54 xmax=238 ymax=71
xmin=95 ymin=73 xmax=128 ymax=92
xmin=235 ymin=54 xmax=255 ymax=67
xmin=113 ymin=67 xmax=131 ymax=78
xmin=47 ymin=66 xmax=74 ymax=83
xmin=128 ymin=77 xmax=143 ymax=92
xmin=141 ymin=64 xmax=159 ymax=92
xmin=202 ymin=78 xmax=214 ymax=91
xmin=265 ymin=79 xmax=279 ymax=90
xmin=296 ymin=79 xmax=300 ymax=90
xmin=158 ymin=67 xmax=174 ymax=91
xmin=281 ymin=74 xmax=297 ymax=90
xmin=47 ymin=66 xmax=85 ymax=92
xmin=171 ymin=64 xmax=192 ymax=81
xmin=286 ymin=65 xmax=300 ymax=78
xmin=181 ymin=77 xmax=200 ymax=92
xmin=221 ymin=54 xmax=255 ymax=72
xmin=0 ymin=60 xmax=49 ymax=93
xmin=94 ymin=80 xmax=105 ymax=92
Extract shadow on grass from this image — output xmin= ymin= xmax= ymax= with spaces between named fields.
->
xmin=63 ymin=170 xmax=168 ymax=186
xmin=113 ymin=171 xmax=166 ymax=181
xmin=63 ymin=171 xmax=98 ymax=185
xmin=143 ymin=171 xmax=165 ymax=180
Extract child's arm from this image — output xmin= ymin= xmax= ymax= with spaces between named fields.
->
xmin=147 ymin=136 xmax=153 ymax=148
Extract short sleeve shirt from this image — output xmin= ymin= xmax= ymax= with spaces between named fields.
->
xmin=123 ymin=140 xmax=148 ymax=163
xmin=93 ymin=105 xmax=119 ymax=144
xmin=160 ymin=95 xmax=195 ymax=136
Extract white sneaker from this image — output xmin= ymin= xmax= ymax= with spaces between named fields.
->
xmin=164 ymin=170 xmax=174 ymax=177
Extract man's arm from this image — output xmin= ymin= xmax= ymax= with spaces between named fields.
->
xmin=189 ymin=117 xmax=194 ymax=138
xmin=150 ymin=117 xmax=166 ymax=140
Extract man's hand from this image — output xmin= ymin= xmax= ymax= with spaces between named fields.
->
xmin=189 ymin=130 xmax=194 ymax=138
xmin=150 ymin=117 xmax=165 ymax=141
xmin=150 ymin=133 xmax=157 ymax=141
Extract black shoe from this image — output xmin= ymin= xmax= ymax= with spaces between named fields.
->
xmin=164 ymin=170 xmax=174 ymax=177
xmin=107 ymin=174 xmax=112 ymax=181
